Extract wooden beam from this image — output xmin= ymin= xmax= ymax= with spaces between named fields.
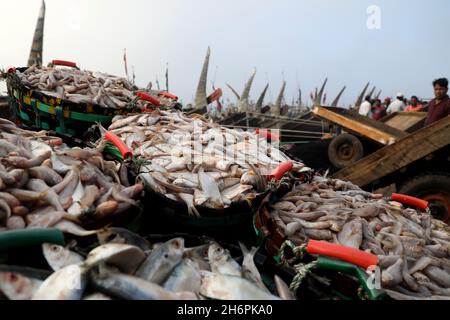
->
xmin=313 ymin=106 xmax=399 ymax=145
xmin=332 ymin=117 xmax=450 ymax=186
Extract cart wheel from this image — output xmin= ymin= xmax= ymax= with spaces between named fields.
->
xmin=328 ymin=133 xmax=364 ymax=169
xmin=398 ymin=173 xmax=450 ymax=222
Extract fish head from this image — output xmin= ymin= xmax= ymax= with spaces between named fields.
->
xmin=0 ymin=272 xmax=41 ymax=300
xmin=164 ymin=237 xmax=185 ymax=263
xmin=207 ymin=242 xmax=229 ymax=264
xmin=42 ymin=243 xmax=70 ymax=271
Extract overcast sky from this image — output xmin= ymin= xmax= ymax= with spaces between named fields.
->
xmin=1 ymin=0 xmax=450 ymax=106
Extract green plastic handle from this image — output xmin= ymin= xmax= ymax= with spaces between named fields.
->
xmin=0 ymin=228 xmax=65 ymax=251
xmin=315 ymin=256 xmax=386 ymax=300
xmin=103 ymin=142 xmax=124 ymax=162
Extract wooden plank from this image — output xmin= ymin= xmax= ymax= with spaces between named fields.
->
xmin=313 ymin=106 xmax=399 ymax=145
xmin=382 ymin=112 xmax=427 ymax=131
xmin=332 ymin=116 xmax=450 ymax=186
xmin=324 ymin=107 xmax=408 ymax=137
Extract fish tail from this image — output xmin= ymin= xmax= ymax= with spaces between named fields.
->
xmin=250 ymin=246 xmax=258 ymax=258
xmin=238 ymin=241 xmax=249 ymax=257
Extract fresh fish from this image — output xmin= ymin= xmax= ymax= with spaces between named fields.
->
xmin=239 ymin=242 xmax=268 ymax=292
xmin=29 ymin=166 xmax=62 ymax=186
xmin=175 ymin=192 xmax=200 ymax=217
xmin=90 ymin=268 xmax=197 ymax=300
xmin=6 ymin=216 xmax=26 ymax=229
xmin=382 ymin=258 xmax=404 ymax=288
xmin=97 ymin=227 xmax=151 ymax=251
xmin=32 ymin=264 xmax=88 ymax=300
xmin=208 ymin=242 xmax=241 ymax=277
xmin=0 ymin=272 xmax=43 ymax=300
xmin=183 ymin=244 xmax=211 ymax=271
xmin=26 ymin=211 xmax=66 ymax=228
xmin=198 ymin=168 xmax=223 ymax=207
xmin=163 ymin=258 xmax=201 ymax=293
xmin=135 ymin=238 xmax=184 ymax=284
xmin=199 ymin=271 xmax=280 ymax=300
xmin=221 ymin=184 xmax=253 ymax=202
xmin=337 ymin=219 xmax=363 ymax=249
xmin=52 ymin=220 xmax=99 ymax=237
xmin=84 ymin=243 xmax=146 ymax=274
xmin=423 ymin=266 xmax=450 ymax=288
xmin=42 ymin=243 xmax=84 ymax=271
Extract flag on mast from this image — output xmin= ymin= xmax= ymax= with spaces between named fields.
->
xmin=165 ymin=62 xmax=169 ymax=92
xmin=123 ymin=48 xmax=129 ymax=80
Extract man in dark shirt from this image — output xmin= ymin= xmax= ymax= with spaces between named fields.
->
xmin=424 ymin=78 xmax=450 ymax=126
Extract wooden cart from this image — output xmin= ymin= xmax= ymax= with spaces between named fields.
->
xmin=333 ymin=116 xmax=450 ymax=222
xmin=311 ymin=106 xmax=429 ymax=169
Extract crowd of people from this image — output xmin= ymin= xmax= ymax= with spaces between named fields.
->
xmin=359 ymin=93 xmax=425 ymax=119
xmin=358 ymin=78 xmax=450 ymax=126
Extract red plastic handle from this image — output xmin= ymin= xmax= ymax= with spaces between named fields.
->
xmin=306 ymin=240 xmax=379 ymax=269
xmin=52 ymin=60 xmax=78 ymax=68
xmin=391 ymin=193 xmax=428 ymax=210
xmin=206 ymin=88 xmax=223 ymax=104
xmin=136 ymin=92 xmax=161 ymax=106
xmin=158 ymin=91 xmax=178 ymax=101
xmin=268 ymin=161 xmax=293 ymax=181
xmin=255 ymin=129 xmax=280 ymax=141
xmin=104 ymin=131 xmax=133 ymax=159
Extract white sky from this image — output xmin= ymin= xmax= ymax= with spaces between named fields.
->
xmin=1 ymin=0 xmax=449 ymax=105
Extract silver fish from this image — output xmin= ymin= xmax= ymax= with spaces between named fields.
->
xmin=135 ymin=238 xmax=184 ymax=284
xmin=32 ymin=264 xmax=88 ymax=300
xmin=0 ymin=272 xmax=42 ymax=300
xmin=163 ymin=258 xmax=201 ymax=293
xmin=42 ymin=243 xmax=84 ymax=271
xmin=208 ymin=242 xmax=241 ymax=277
xmin=239 ymin=242 xmax=268 ymax=292
xmin=90 ymin=268 xmax=197 ymax=300
xmin=199 ymin=271 xmax=280 ymax=300
xmin=84 ymin=243 xmax=145 ymax=274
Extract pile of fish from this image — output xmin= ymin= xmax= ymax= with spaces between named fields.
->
xmin=14 ymin=64 xmax=174 ymax=109
xmin=0 ymin=118 xmax=143 ymax=232
xmin=269 ymin=174 xmax=450 ymax=300
xmin=0 ymin=228 xmax=293 ymax=300
xmin=107 ymin=110 xmax=305 ymax=214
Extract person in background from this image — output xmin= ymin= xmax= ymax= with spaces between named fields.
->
xmin=405 ymin=96 xmax=424 ymax=112
xmin=386 ymin=93 xmax=406 ymax=114
xmin=424 ymin=78 xmax=450 ymax=126
xmin=358 ymin=95 xmax=372 ymax=117
xmin=383 ymin=97 xmax=391 ymax=110
xmin=371 ymin=99 xmax=386 ymax=120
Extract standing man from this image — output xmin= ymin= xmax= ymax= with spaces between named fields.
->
xmin=405 ymin=96 xmax=424 ymax=112
xmin=358 ymin=95 xmax=372 ymax=117
xmin=424 ymin=78 xmax=450 ymax=126
xmin=386 ymin=93 xmax=406 ymax=114
xmin=371 ymin=99 xmax=387 ymax=120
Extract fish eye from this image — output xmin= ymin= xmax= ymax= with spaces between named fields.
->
xmin=164 ymin=253 xmax=169 ymax=259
